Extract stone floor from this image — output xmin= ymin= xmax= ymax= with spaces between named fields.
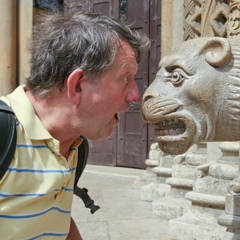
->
xmin=72 ymin=164 xmax=168 ymax=240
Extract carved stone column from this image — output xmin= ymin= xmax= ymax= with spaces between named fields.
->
xmin=151 ymin=143 xmax=207 ymax=220
xmin=0 ymin=0 xmax=17 ymax=95
xmin=140 ymin=153 xmax=172 ymax=202
xmin=169 ymin=142 xmax=239 ymax=240
xmin=218 ymin=142 xmax=240 ymax=239
xmin=19 ymin=0 xmax=32 ymax=84
xmin=161 ymin=0 xmax=173 ymax=57
xmin=216 ymin=1 xmax=240 ymax=238
xmin=133 ymin=143 xmax=160 ymax=189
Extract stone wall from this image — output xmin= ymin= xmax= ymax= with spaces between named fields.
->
xmin=0 ymin=0 xmax=32 ymax=96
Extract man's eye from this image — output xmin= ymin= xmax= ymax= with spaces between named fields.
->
xmin=124 ymin=76 xmax=129 ymax=82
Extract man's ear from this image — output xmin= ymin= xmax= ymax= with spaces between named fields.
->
xmin=66 ymin=69 xmax=85 ymax=105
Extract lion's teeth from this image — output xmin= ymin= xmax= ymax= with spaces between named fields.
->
xmin=166 ymin=120 xmax=171 ymax=125
xmin=169 ymin=129 xmax=175 ymax=135
xmin=176 ymin=128 xmax=182 ymax=134
xmin=155 ymin=120 xmax=185 ymax=136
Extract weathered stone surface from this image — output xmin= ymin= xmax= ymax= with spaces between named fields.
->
xmin=152 ymin=190 xmax=191 ymax=221
xmin=0 ymin=1 xmax=17 ymax=95
xmin=133 ymin=143 xmax=160 ymax=189
xmin=140 ymin=182 xmax=170 ymax=202
xmin=168 ymin=207 xmax=226 ymax=240
xmin=133 ymin=160 xmax=158 ymax=189
xmin=140 ymin=145 xmax=172 ymax=201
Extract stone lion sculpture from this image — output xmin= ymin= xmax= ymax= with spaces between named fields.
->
xmin=141 ymin=37 xmax=240 ymax=155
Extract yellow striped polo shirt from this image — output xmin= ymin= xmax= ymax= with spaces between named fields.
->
xmin=0 ymin=85 xmax=82 ymax=240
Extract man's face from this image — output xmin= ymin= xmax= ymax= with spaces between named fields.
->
xmin=79 ymin=40 xmax=140 ymax=140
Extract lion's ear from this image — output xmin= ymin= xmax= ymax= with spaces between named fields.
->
xmin=198 ymin=37 xmax=231 ymax=67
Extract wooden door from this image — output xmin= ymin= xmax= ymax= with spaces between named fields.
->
xmin=147 ymin=0 xmax=161 ymax=149
xmin=117 ymin=0 xmax=150 ymax=168
xmin=117 ymin=0 xmax=161 ymax=168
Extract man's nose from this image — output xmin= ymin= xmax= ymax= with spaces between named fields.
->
xmin=127 ymin=80 xmax=141 ymax=102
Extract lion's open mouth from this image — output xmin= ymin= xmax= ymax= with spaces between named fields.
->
xmin=153 ymin=118 xmax=186 ymax=136
xmin=147 ymin=113 xmax=197 ymax=155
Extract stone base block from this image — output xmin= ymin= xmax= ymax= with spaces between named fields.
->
xmin=140 ymin=182 xmax=170 ymax=202
xmin=168 ymin=208 xmax=226 ymax=240
xmin=133 ymin=170 xmax=156 ymax=189
xmin=193 ymin=176 xmax=230 ymax=196
xmin=218 ymin=211 xmax=240 ymax=239
xmin=152 ymin=195 xmax=191 ymax=220
xmin=222 ymin=230 xmax=240 ymax=240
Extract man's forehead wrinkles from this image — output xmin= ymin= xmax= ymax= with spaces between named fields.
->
xmin=116 ymin=62 xmax=136 ymax=76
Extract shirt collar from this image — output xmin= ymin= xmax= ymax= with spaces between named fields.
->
xmin=5 ymin=85 xmax=53 ymax=140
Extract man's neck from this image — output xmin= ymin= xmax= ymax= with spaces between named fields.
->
xmin=25 ymin=89 xmax=78 ymax=158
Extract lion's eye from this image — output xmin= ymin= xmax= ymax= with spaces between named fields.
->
xmin=171 ymin=70 xmax=186 ymax=85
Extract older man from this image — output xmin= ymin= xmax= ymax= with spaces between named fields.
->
xmin=0 ymin=8 xmax=149 ymax=240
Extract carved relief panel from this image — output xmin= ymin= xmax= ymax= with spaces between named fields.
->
xmin=228 ymin=0 xmax=240 ymax=38
xmin=184 ymin=0 xmax=229 ymax=39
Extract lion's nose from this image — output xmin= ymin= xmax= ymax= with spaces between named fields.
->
xmin=142 ymin=88 xmax=164 ymax=114
xmin=142 ymin=79 xmax=165 ymax=103
xmin=141 ymin=95 xmax=153 ymax=122
xmin=141 ymin=85 xmax=161 ymax=122
xmin=141 ymin=94 xmax=182 ymax=123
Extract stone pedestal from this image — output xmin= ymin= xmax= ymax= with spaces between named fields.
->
xmin=216 ymin=3 xmax=240 ymax=238
xmin=152 ymin=143 xmax=206 ymax=220
xmin=168 ymin=206 xmax=226 ymax=240
xmin=140 ymin=154 xmax=173 ymax=201
xmin=218 ymin=194 xmax=240 ymax=240
xmin=168 ymin=142 xmax=239 ymax=240
xmin=133 ymin=143 xmax=160 ymax=189
xmin=218 ymin=143 xmax=240 ymax=239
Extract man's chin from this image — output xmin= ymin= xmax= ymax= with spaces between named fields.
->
xmin=90 ymin=129 xmax=115 ymax=141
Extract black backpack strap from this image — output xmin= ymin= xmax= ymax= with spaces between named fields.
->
xmin=74 ymin=136 xmax=100 ymax=214
xmin=0 ymin=100 xmax=17 ymax=181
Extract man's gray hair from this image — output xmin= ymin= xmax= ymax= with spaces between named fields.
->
xmin=26 ymin=8 xmax=150 ymax=97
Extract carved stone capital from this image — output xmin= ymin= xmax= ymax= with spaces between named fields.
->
xmin=228 ymin=0 xmax=240 ymax=38
xmin=173 ymin=154 xmax=187 ymax=165
xmin=195 ymin=162 xmax=211 ymax=178
xmin=228 ymin=177 xmax=240 ymax=195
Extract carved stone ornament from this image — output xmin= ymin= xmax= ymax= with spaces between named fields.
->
xmin=228 ymin=177 xmax=240 ymax=195
xmin=141 ymin=37 xmax=240 ymax=155
xmin=228 ymin=0 xmax=240 ymax=38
